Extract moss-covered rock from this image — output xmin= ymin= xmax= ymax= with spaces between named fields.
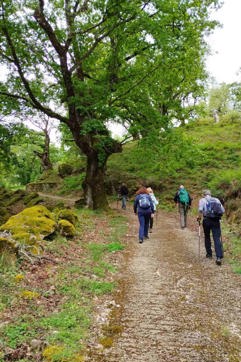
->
xmin=0 ymin=205 xmax=57 ymax=254
xmin=23 ymin=192 xmax=43 ymax=206
xmin=57 ymin=209 xmax=78 ymax=226
xmin=58 ymin=219 xmax=76 ymax=237
xmin=0 ymin=187 xmax=47 ymax=226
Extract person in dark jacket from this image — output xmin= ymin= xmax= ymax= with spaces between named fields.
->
xmin=134 ymin=186 xmax=154 ymax=243
xmin=197 ymin=189 xmax=225 ymax=265
xmin=119 ymin=183 xmax=129 ymax=209
xmin=174 ymin=185 xmax=192 ymax=229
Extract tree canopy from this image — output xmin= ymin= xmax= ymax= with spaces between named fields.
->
xmin=0 ymin=0 xmax=221 ymax=208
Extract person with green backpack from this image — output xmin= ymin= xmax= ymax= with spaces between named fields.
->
xmin=174 ymin=185 xmax=192 ymax=229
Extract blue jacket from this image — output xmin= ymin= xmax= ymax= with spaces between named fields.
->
xmin=134 ymin=193 xmax=154 ymax=214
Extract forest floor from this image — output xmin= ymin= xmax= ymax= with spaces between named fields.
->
xmin=86 ymin=203 xmax=241 ymax=362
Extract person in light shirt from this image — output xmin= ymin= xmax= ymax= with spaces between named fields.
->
xmin=146 ymin=187 xmax=159 ymax=233
xmin=197 ymin=189 xmax=225 ymax=266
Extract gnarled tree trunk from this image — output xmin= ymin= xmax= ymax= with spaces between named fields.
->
xmin=83 ymin=153 xmax=109 ymax=209
xmin=70 ymin=123 xmax=122 ymax=209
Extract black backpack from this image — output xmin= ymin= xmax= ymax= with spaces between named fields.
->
xmin=206 ymin=197 xmax=224 ymax=219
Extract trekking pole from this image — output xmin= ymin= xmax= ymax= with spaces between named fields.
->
xmin=198 ymin=220 xmax=201 ymax=260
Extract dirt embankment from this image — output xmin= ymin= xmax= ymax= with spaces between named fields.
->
xmin=87 ymin=206 xmax=241 ymax=362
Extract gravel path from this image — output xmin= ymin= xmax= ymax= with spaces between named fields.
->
xmin=88 ymin=207 xmax=241 ymax=362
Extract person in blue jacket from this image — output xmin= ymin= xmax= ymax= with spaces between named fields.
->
xmin=134 ymin=186 xmax=154 ymax=243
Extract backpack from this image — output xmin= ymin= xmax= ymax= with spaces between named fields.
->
xmin=206 ymin=197 xmax=224 ymax=219
xmin=138 ymin=194 xmax=151 ymax=209
xmin=179 ymin=189 xmax=189 ymax=205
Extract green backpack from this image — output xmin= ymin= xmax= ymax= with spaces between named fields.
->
xmin=179 ymin=189 xmax=189 ymax=205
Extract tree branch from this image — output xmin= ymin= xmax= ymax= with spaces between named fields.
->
xmin=111 ymin=63 xmax=161 ymax=104
xmin=0 ymin=90 xmax=68 ymax=123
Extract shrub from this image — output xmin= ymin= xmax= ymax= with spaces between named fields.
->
xmin=58 ymin=163 xmax=73 ymax=178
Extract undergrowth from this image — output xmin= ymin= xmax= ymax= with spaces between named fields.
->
xmin=0 ymin=209 xmax=127 ymax=361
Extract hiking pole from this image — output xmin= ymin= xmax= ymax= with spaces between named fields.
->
xmin=198 ymin=220 xmax=201 ymax=260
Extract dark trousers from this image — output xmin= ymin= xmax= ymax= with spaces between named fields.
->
xmin=203 ymin=218 xmax=223 ymax=258
xmin=138 ymin=212 xmax=151 ymax=240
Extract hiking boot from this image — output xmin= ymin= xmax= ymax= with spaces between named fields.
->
xmin=139 ymin=239 xmax=143 ymax=244
xmin=216 ymin=257 xmax=222 ymax=266
xmin=206 ymin=254 xmax=212 ymax=259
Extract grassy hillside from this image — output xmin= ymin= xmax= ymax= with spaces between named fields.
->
xmin=107 ymin=116 xmax=241 ymax=271
xmin=107 ymin=117 xmax=241 ymax=202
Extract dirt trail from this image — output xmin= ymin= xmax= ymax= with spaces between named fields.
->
xmin=88 ymin=206 xmax=241 ymax=362
xmin=38 ymin=192 xmax=79 ymax=207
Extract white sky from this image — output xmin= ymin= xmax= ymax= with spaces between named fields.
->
xmin=206 ymin=0 xmax=241 ymax=84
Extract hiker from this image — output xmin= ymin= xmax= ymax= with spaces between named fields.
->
xmin=197 ymin=189 xmax=225 ymax=266
xmin=147 ymin=187 xmax=159 ymax=232
xmin=134 ymin=186 xmax=154 ymax=243
xmin=174 ymin=185 xmax=192 ymax=229
xmin=118 ymin=183 xmax=129 ymax=210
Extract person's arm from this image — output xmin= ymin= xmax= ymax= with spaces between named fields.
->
xmin=188 ymin=194 xmax=192 ymax=206
xmin=149 ymin=195 xmax=154 ymax=214
xmin=174 ymin=192 xmax=179 ymax=203
xmin=153 ymin=195 xmax=159 ymax=205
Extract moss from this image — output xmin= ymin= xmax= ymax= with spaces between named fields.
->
xmin=71 ymin=356 xmax=85 ymax=362
xmin=99 ymin=336 xmax=114 ymax=348
xmin=102 ymin=324 xmax=123 ymax=336
xmin=20 ymin=290 xmax=40 ymax=299
xmin=57 ymin=209 xmax=78 ymax=226
xmin=58 ymin=219 xmax=76 ymax=237
xmin=42 ymin=345 xmax=65 ymax=361
xmin=5 ymin=189 xmax=26 ymax=206
xmin=0 ymin=206 xmax=57 ymax=254
xmin=15 ymin=274 xmax=24 ymax=283
xmin=23 ymin=192 xmax=44 ymax=207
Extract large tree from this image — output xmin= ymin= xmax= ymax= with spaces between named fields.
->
xmin=0 ymin=0 xmax=220 ymax=208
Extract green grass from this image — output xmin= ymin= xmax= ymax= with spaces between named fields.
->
xmin=0 ymin=209 xmax=127 ymax=361
xmin=107 ymin=116 xmax=241 ymax=273
xmin=59 ymin=174 xmax=85 ymax=194
xmin=3 ymin=321 xmax=36 ymax=349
